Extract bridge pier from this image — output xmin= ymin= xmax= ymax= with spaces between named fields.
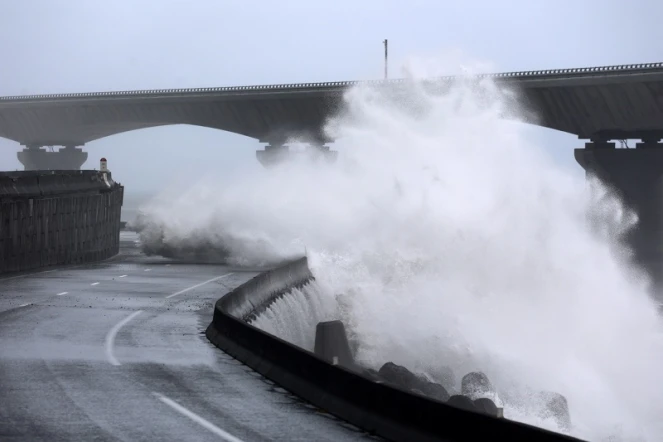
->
xmin=17 ymin=146 xmax=88 ymax=170
xmin=305 ymin=143 xmax=338 ymax=164
xmin=575 ymin=140 xmax=663 ymax=297
xmin=256 ymin=143 xmax=290 ymax=168
xmin=256 ymin=143 xmax=338 ymax=168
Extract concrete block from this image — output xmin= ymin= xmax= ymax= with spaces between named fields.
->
xmin=314 ymin=320 xmax=354 ymax=368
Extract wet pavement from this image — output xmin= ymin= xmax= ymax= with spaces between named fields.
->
xmin=0 ymin=231 xmax=372 ymax=441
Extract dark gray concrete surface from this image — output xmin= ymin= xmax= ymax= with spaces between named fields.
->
xmin=0 ymin=231 xmax=373 ymax=441
xmin=0 ymin=171 xmax=124 ymax=275
xmin=16 ymin=146 xmax=88 ymax=171
xmin=576 ymin=145 xmax=663 ymax=300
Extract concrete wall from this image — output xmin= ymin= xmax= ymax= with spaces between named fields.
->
xmin=218 ymin=257 xmax=313 ymax=322
xmin=0 ymin=171 xmax=124 ymax=274
xmin=206 ymin=258 xmax=581 ymax=442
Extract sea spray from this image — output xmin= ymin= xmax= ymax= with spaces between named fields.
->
xmin=136 ymin=58 xmax=663 ymax=440
xmin=250 ymin=281 xmax=338 ymax=351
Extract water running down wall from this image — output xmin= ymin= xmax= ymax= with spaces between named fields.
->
xmin=206 ymin=257 xmax=582 ymax=442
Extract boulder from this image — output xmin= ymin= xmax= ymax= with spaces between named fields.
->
xmin=377 ymin=362 xmax=449 ymax=402
xmin=417 ymin=379 xmax=450 ymax=402
xmin=537 ymin=391 xmax=571 ymax=431
xmin=473 ymin=398 xmax=501 ymax=417
xmin=461 ymin=371 xmax=495 ymax=400
xmin=431 ymin=365 xmax=456 ymax=391
xmin=360 ymin=368 xmax=381 ymax=382
xmin=378 ymin=362 xmax=420 ymax=391
xmin=447 ymin=395 xmax=477 ymax=412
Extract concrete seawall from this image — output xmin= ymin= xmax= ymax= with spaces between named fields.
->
xmin=207 ymin=258 xmax=582 ymax=442
xmin=0 ymin=171 xmax=124 ymax=274
xmin=218 ymin=257 xmax=313 ymax=322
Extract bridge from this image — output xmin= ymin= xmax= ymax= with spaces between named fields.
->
xmin=1 ymin=62 xmax=662 ymax=169
xmin=2 ymin=62 xmax=663 ymax=292
xmin=1 ymin=62 xmax=663 ymax=441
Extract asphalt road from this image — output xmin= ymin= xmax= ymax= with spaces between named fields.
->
xmin=0 ymin=231 xmax=375 ymax=442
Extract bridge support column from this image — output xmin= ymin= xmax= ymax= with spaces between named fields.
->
xmin=256 ymin=143 xmax=338 ymax=168
xmin=256 ymin=143 xmax=290 ymax=168
xmin=308 ymin=144 xmax=339 ymax=164
xmin=575 ymin=140 xmax=663 ymax=297
xmin=17 ymin=146 xmax=88 ymax=171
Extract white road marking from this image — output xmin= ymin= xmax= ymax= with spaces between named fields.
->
xmin=18 ymin=303 xmax=30 ymax=308
xmin=165 ymin=273 xmax=234 ymax=299
xmin=91 ymin=282 xmax=99 ymax=286
xmin=119 ymin=275 xmax=127 ymax=278
xmin=165 ymin=264 xmax=171 ymax=267
xmin=144 ymin=269 xmax=152 ymax=272
xmin=105 ymin=310 xmax=142 ymax=366
xmin=153 ymin=393 xmax=245 ymax=442
xmin=56 ymin=292 xmax=68 ymax=296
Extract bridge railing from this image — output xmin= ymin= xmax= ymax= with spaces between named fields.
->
xmin=1 ymin=62 xmax=662 ymax=102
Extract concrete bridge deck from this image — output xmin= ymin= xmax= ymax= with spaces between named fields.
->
xmin=0 ymin=62 xmax=662 ymax=148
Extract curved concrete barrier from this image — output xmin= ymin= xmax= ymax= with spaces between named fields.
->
xmin=0 ymin=171 xmax=123 ymax=274
xmin=206 ymin=258 xmax=584 ymax=442
xmin=218 ymin=257 xmax=313 ymax=322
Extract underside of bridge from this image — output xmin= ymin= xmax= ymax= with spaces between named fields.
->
xmin=575 ymin=137 xmax=663 ymax=301
xmin=15 ymin=140 xmax=338 ymax=171
xmin=17 ymin=146 xmax=88 ymax=170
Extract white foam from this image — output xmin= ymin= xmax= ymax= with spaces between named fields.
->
xmin=250 ymin=281 xmax=338 ymax=351
xmin=137 ymin=56 xmax=663 ymax=440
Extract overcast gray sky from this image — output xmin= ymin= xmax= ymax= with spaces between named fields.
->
xmin=1 ymin=0 xmax=661 ymax=199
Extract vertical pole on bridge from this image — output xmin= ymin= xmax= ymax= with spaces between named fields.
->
xmin=383 ymin=39 xmax=388 ymax=80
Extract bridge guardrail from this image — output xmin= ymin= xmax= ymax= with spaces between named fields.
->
xmin=206 ymin=257 xmax=584 ymax=442
xmin=1 ymin=62 xmax=662 ymax=102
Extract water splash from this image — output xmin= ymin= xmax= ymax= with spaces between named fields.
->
xmin=250 ymin=281 xmax=338 ymax=351
xmin=136 ymin=57 xmax=663 ymax=440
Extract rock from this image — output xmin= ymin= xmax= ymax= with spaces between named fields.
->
xmin=473 ymin=398 xmax=500 ymax=417
xmin=418 ymin=380 xmax=450 ymax=402
xmin=447 ymin=395 xmax=477 ymax=412
xmin=377 ymin=362 xmax=449 ymax=402
xmin=431 ymin=366 xmax=456 ymax=391
xmin=461 ymin=371 xmax=495 ymax=400
xmin=537 ymin=391 xmax=571 ymax=431
xmin=378 ymin=362 xmax=420 ymax=391
xmin=360 ymin=368 xmax=381 ymax=382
